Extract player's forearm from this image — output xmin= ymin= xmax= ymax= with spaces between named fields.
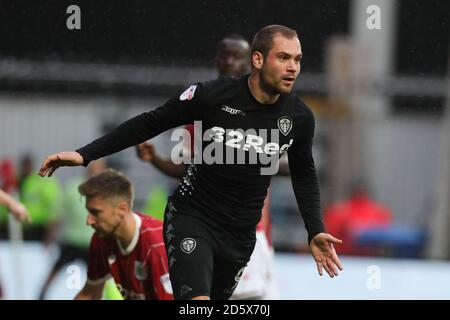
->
xmin=76 ymin=114 xmax=158 ymax=166
xmin=0 ymin=189 xmax=17 ymax=210
xmin=0 ymin=189 xmax=12 ymax=207
xmin=77 ymin=103 xmax=188 ymax=166
xmin=288 ymin=153 xmax=325 ymax=244
xmin=150 ymin=154 xmax=188 ymax=179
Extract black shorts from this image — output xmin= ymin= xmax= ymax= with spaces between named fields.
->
xmin=163 ymin=200 xmax=256 ymax=300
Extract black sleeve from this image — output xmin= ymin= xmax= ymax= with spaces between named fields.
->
xmin=76 ymin=84 xmax=204 ymax=166
xmin=287 ymin=107 xmax=325 ymax=245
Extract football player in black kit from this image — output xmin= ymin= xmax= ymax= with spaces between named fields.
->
xmin=39 ymin=25 xmax=343 ymax=300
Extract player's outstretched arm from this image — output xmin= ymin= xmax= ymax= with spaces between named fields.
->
xmin=0 ymin=189 xmax=32 ymax=223
xmin=39 ymin=151 xmax=84 ymax=177
xmin=74 ymin=282 xmax=105 ymax=300
xmin=309 ymin=233 xmax=343 ymax=278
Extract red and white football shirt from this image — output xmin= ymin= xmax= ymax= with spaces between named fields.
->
xmin=87 ymin=212 xmax=173 ymax=300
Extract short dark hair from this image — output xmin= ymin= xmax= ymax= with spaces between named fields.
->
xmin=79 ymin=168 xmax=134 ymax=208
xmin=251 ymin=25 xmax=298 ymax=57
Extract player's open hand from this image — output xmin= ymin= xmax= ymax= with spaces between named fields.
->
xmin=135 ymin=142 xmax=156 ymax=162
xmin=310 ymin=233 xmax=343 ymax=278
xmin=39 ymin=151 xmax=84 ymax=177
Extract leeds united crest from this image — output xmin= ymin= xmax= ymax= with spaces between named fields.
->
xmin=278 ymin=117 xmax=293 ymax=136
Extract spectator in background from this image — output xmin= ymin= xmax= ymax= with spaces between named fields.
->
xmin=0 ymin=158 xmax=19 ymax=238
xmin=324 ymin=179 xmax=392 ymax=256
xmin=18 ymin=154 xmax=61 ymax=241
xmin=0 ymin=158 xmax=17 ymax=193
xmin=0 ymin=189 xmax=32 ymax=225
xmin=0 ymin=188 xmax=32 ymax=298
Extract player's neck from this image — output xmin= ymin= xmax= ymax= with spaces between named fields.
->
xmin=114 ymin=212 xmax=136 ymax=249
xmin=248 ymin=72 xmax=280 ymax=105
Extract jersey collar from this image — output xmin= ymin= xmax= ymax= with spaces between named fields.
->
xmin=116 ymin=212 xmax=141 ymax=256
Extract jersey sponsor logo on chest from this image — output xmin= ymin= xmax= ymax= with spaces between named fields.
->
xmin=169 ymin=121 xmax=294 ymax=175
xmin=207 ymin=126 xmax=293 ymax=155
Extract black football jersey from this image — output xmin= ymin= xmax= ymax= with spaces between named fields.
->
xmin=77 ymin=75 xmax=324 ymax=243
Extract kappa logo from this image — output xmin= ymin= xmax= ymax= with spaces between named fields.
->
xmin=278 ymin=116 xmax=293 ymax=136
xmin=180 ymin=237 xmax=196 ymax=254
xmin=179 ymin=85 xmax=197 ymax=101
xmin=180 ymin=284 xmax=192 ymax=297
xmin=221 ymin=105 xmax=246 ymax=116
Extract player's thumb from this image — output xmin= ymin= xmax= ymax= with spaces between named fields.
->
xmin=326 ymin=234 xmax=343 ymax=244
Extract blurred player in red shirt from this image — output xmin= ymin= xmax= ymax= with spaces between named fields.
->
xmin=74 ymin=169 xmax=173 ymax=300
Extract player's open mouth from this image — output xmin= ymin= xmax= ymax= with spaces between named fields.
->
xmin=282 ymin=76 xmax=295 ymax=84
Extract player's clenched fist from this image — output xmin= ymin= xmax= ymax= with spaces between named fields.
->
xmin=135 ymin=142 xmax=156 ymax=162
xmin=39 ymin=151 xmax=84 ymax=177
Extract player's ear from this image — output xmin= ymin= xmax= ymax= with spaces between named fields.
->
xmin=251 ymin=51 xmax=264 ymax=70
xmin=117 ymin=201 xmax=129 ymax=216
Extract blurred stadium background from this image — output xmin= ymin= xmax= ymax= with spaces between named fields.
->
xmin=0 ymin=0 xmax=449 ymax=299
